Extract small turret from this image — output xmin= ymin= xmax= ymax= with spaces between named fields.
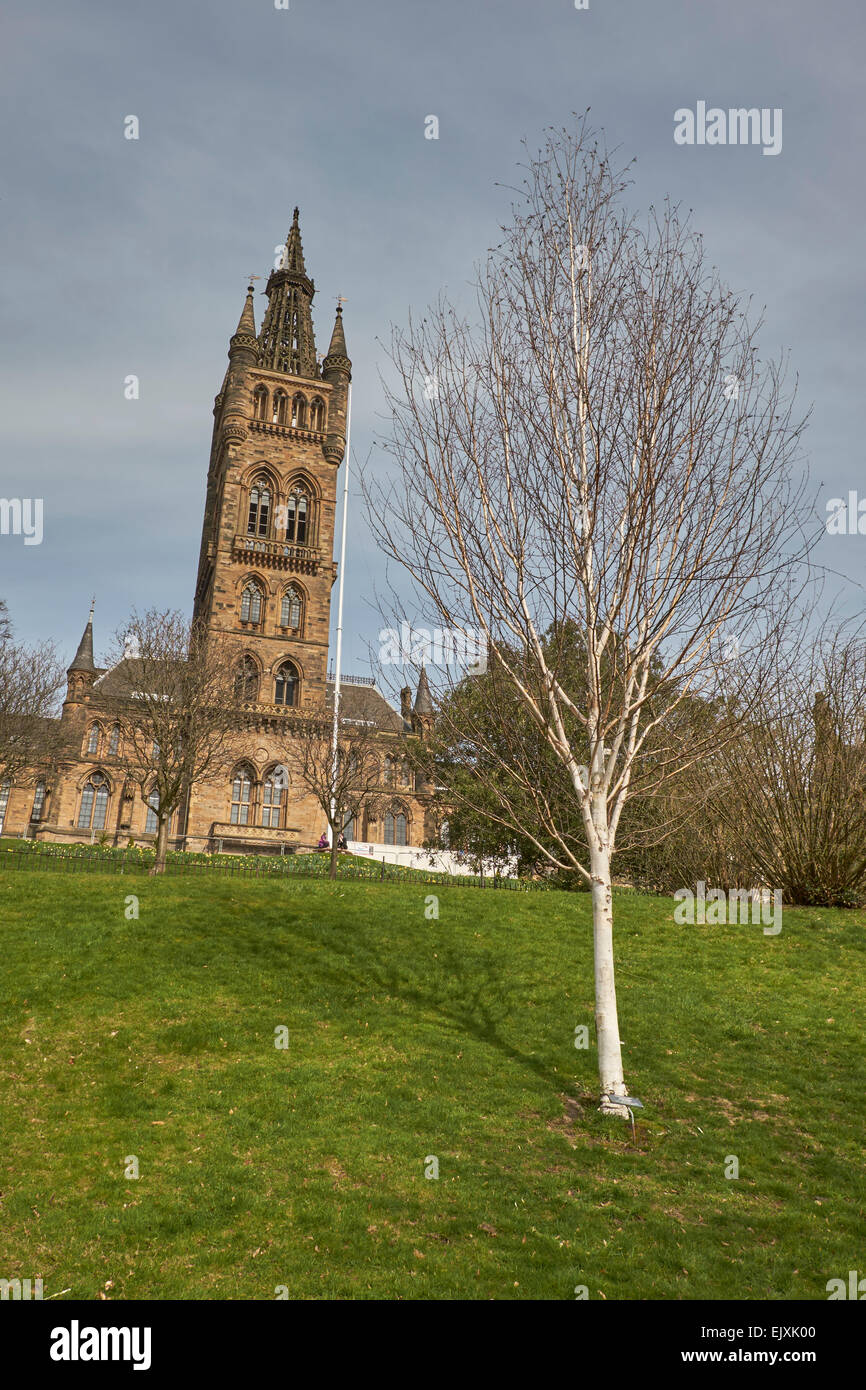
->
xmin=322 ymin=304 xmax=352 ymax=465
xmin=413 ymin=665 xmax=434 ymax=738
xmin=220 ymin=284 xmax=260 ymax=448
xmin=400 ymin=686 xmax=413 ymax=731
xmin=65 ymin=600 xmax=97 ymax=707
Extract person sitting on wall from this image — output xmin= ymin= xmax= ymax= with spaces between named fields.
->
xmin=317 ymin=831 xmax=329 ymax=851
xmin=337 ymin=832 xmax=347 ymax=851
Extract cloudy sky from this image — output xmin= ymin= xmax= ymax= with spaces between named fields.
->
xmin=1 ymin=0 xmax=864 ymax=681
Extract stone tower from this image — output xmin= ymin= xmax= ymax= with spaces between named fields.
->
xmin=192 ymin=210 xmax=351 ymax=712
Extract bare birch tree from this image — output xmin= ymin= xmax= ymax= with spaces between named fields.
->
xmin=102 ymin=609 xmax=246 ymax=872
xmin=365 ymin=120 xmax=813 ymax=1113
xmin=290 ymin=704 xmax=386 ymax=880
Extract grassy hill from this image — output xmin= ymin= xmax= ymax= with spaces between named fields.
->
xmin=0 ymin=865 xmax=862 ymax=1300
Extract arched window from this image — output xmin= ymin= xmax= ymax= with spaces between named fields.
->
xmin=253 ymin=385 xmax=269 ymax=420
xmin=247 ymin=478 xmax=271 ymax=537
xmin=0 ymin=782 xmax=10 ymax=835
xmin=108 ymin=724 xmax=121 ymax=756
xmin=399 ymin=758 xmax=412 ymax=787
xmin=145 ymin=788 xmax=160 ymax=835
xmin=285 ymin=489 xmax=309 ymax=545
xmin=341 ymin=811 xmax=355 ymax=841
xmin=30 ymin=781 xmax=46 ymax=822
xmin=310 ymin=397 xmax=325 ymax=432
xmin=291 ymin=394 xmax=307 ymax=429
xmin=272 ymin=390 xmax=288 ymax=425
xmin=274 ymin=661 xmax=299 ymax=707
xmin=230 ymin=767 xmax=255 ymax=825
xmin=86 ymin=724 xmax=101 ymax=756
xmin=383 ymin=755 xmax=395 ymax=786
xmin=234 ymin=655 xmax=259 ymax=703
xmin=280 ymin=585 xmax=303 ymax=632
xmin=77 ymin=773 xmax=110 ymax=831
xmin=261 ymin=770 xmax=285 ymax=828
xmin=384 ymin=806 xmax=408 ymax=846
xmin=240 ymin=581 xmax=264 ymax=625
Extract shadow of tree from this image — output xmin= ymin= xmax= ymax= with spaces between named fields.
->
xmin=296 ymin=921 xmax=565 ymax=1095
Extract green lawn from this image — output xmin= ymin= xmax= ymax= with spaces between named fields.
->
xmin=0 ymin=866 xmax=862 ymax=1300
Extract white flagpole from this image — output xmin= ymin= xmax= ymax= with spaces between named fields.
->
xmin=330 ymin=381 xmax=352 ymax=842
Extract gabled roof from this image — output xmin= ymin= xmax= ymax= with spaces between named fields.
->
xmin=93 ymin=657 xmax=181 ymax=698
xmin=326 ymin=681 xmax=404 ymax=734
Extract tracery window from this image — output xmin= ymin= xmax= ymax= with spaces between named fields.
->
xmin=234 ymin=656 xmax=259 ymax=703
xmin=240 ymin=581 xmax=264 ymax=625
xmin=274 ymin=661 xmax=299 ymax=707
xmin=261 ymin=771 xmax=284 ymax=828
xmin=247 ymin=478 xmax=272 ymax=537
xmin=384 ymin=807 xmax=408 ymax=846
xmin=280 ymin=586 xmax=303 ymax=631
xmin=30 ymin=780 xmax=46 ymax=822
xmin=230 ymin=767 xmax=255 ymax=826
xmin=77 ymin=773 xmax=110 ymax=831
xmin=284 ymin=489 xmax=309 ymax=545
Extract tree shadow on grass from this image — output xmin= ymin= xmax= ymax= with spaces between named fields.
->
xmin=301 ymin=925 xmax=565 ymax=1096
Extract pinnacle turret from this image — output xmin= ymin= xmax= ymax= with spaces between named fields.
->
xmin=235 ymin=284 xmax=257 ymax=337
xmin=321 ymin=302 xmax=352 ymax=465
xmin=228 ymin=283 xmax=259 ymax=363
xmin=324 ymin=305 xmax=348 ymax=363
xmin=414 ymin=666 xmax=433 ymax=716
xmin=68 ymin=600 xmax=96 ymax=674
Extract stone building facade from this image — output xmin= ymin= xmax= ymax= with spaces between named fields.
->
xmin=0 ymin=214 xmax=435 ymax=853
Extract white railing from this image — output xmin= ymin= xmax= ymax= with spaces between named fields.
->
xmin=347 ymin=841 xmax=517 ymax=878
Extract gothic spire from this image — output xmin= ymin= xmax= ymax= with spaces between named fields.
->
xmin=235 ymin=283 xmax=257 ymax=338
xmin=322 ymin=303 xmax=352 ymax=464
xmin=413 ymin=665 xmax=433 ymax=716
xmin=68 ymin=599 xmax=96 ymax=674
xmin=283 ymin=206 xmax=307 ymax=275
xmin=228 ymin=282 xmax=259 ymax=364
xmin=324 ymin=304 xmax=348 ymax=364
xmin=257 ymin=207 xmax=318 ymax=378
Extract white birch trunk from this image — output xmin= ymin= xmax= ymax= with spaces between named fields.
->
xmin=588 ymin=802 xmax=629 ymax=1116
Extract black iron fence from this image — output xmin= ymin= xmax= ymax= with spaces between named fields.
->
xmin=0 ymin=844 xmax=544 ymax=891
